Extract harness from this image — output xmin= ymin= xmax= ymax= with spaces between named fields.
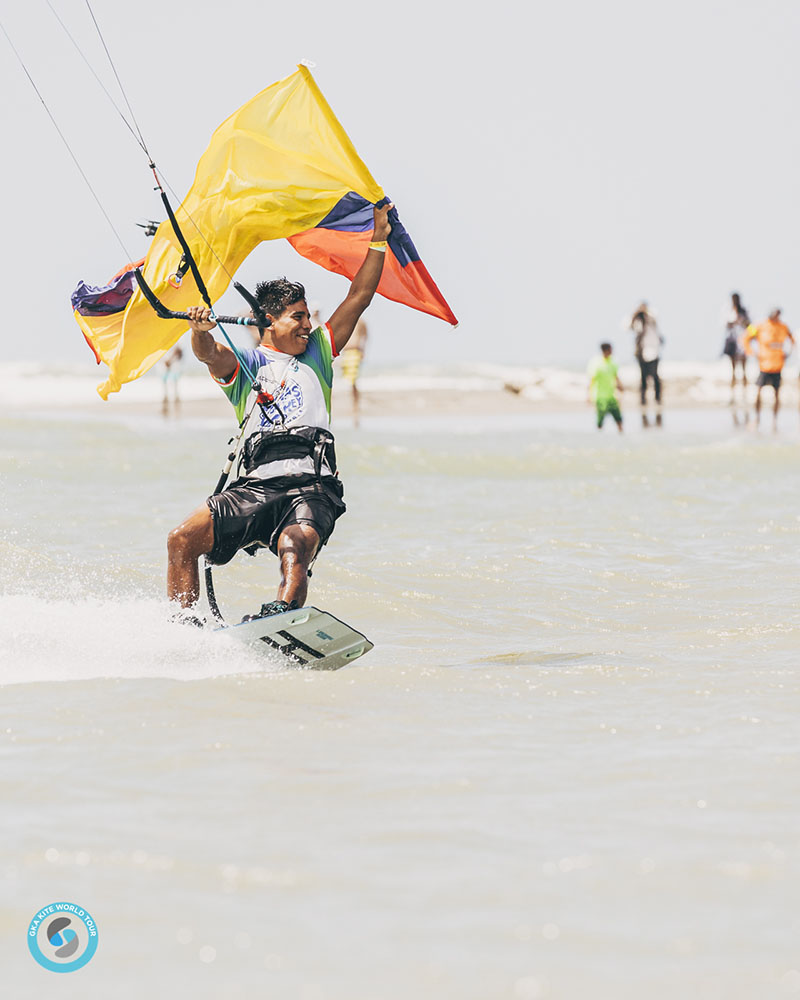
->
xmin=241 ymin=425 xmax=337 ymax=479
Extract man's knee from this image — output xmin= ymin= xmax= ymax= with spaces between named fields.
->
xmin=168 ymin=508 xmax=214 ymax=560
xmin=167 ymin=525 xmax=189 ymax=556
xmin=278 ymin=524 xmax=320 ymax=567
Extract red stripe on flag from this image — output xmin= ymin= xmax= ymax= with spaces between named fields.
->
xmin=287 ymin=230 xmax=457 ymax=326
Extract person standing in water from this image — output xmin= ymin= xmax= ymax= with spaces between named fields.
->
xmin=744 ymin=308 xmax=795 ymax=431
xmin=159 ymin=343 xmax=184 ymax=416
xmin=339 ymin=318 xmax=368 ymax=427
xmin=722 ymin=291 xmax=750 ymax=394
xmin=587 ymin=342 xmax=624 ymax=432
xmin=630 ymin=302 xmax=664 ymax=426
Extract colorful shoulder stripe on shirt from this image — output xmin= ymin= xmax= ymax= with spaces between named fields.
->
xmin=298 ymin=326 xmax=335 ymax=417
xmin=215 ymin=327 xmax=335 ymax=423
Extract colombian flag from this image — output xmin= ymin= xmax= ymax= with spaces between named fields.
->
xmin=72 ymin=65 xmax=457 ymax=399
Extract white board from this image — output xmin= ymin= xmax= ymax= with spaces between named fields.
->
xmin=215 ymin=606 xmax=373 ymax=670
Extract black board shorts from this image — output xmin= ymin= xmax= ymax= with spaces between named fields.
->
xmin=206 ymin=474 xmax=345 ymax=566
xmin=757 ymin=371 xmax=782 ymax=389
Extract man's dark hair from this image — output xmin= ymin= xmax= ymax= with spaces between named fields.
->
xmin=600 ymin=342 xmax=612 ymax=353
xmin=254 ymin=278 xmax=306 ymax=321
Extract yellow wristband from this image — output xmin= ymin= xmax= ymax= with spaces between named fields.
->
xmin=369 ymin=241 xmax=388 ymax=252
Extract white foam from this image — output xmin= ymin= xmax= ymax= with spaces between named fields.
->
xmin=3 ymin=358 xmax=798 ymax=413
xmin=0 ymin=358 xmax=797 ymax=415
xmin=0 ymin=593 xmax=284 ymax=685
xmin=0 ymin=362 xmax=221 ymax=409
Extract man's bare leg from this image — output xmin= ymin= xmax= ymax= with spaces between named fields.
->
xmin=773 ymin=388 xmax=780 ymax=432
xmin=167 ymin=504 xmax=215 ymax=608
xmin=276 ymin=523 xmax=321 ymax=607
xmin=754 ymin=387 xmax=762 ymax=428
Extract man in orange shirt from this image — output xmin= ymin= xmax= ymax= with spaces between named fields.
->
xmin=744 ymin=309 xmax=795 ymax=429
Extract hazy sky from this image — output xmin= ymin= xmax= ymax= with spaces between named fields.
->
xmin=1 ymin=0 xmax=798 ymax=375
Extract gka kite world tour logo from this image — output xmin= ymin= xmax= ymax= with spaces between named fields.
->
xmin=28 ymin=902 xmax=98 ymax=972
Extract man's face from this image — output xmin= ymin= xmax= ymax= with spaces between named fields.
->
xmin=267 ymin=300 xmax=312 ymax=355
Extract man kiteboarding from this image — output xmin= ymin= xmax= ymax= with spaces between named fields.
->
xmin=167 ymin=203 xmax=392 ymax=624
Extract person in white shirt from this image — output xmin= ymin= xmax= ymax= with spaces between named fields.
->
xmin=630 ymin=301 xmax=664 ymax=426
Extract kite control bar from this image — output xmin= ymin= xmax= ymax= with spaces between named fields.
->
xmin=133 ymin=267 xmax=270 ymax=328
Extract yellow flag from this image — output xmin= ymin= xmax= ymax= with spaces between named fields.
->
xmin=74 ymin=66 xmax=389 ymax=399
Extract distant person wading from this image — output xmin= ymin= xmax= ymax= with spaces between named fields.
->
xmin=339 ymin=318 xmax=368 ymax=428
xmin=630 ymin=302 xmax=664 ymax=427
xmin=744 ymin=308 xmax=795 ymax=431
xmin=159 ymin=343 xmax=184 ymax=417
xmin=722 ymin=291 xmax=750 ymax=394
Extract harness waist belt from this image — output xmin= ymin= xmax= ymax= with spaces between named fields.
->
xmin=242 ymin=426 xmax=337 ymax=478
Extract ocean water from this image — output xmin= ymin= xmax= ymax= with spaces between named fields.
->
xmin=2 ymin=383 xmax=799 ymax=998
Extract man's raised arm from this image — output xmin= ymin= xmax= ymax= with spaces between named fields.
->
xmin=327 ymin=203 xmax=392 ymax=353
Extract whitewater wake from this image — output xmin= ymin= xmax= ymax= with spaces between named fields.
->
xmin=0 ymin=592 xmax=286 ymax=685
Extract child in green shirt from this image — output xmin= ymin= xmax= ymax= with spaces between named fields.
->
xmin=587 ymin=343 xmax=624 ymax=432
